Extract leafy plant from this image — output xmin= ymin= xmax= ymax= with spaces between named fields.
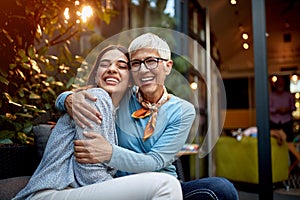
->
xmin=0 ymin=0 xmax=116 ymax=145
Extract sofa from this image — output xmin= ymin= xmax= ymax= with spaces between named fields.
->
xmin=214 ymin=136 xmax=289 ymax=184
xmin=0 ymin=124 xmax=185 ymax=199
xmin=0 ymin=124 xmax=53 ymax=200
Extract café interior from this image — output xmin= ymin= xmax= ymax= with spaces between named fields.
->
xmin=79 ymin=0 xmax=300 ymax=199
xmin=2 ymin=0 xmax=300 ymax=199
xmin=199 ymin=0 xmax=300 ymax=199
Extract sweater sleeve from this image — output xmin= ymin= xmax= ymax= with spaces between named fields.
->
xmin=108 ymin=99 xmax=196 ymax=174
xmin=55 ymin=91 xmax=73 ymax=112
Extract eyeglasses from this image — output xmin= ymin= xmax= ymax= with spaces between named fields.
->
xmin=130 ymin=57 xmax=168 ymax=72
xmin=99 ymin=59 xmax=130 ymax=70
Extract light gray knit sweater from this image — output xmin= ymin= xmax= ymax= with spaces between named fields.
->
xmin=13 ymin=88 xmax=117 ymax=200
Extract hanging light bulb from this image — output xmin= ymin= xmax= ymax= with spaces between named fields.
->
xmin=243 ymin=43 xmax=249 ymax=50
xmin=271 ymin=75 xmax=277 ymax=83
xmin=291 ymin=74 xmax=298 ymax=83
xmin=242 ymin=33 xmax=248 ymax=40
xmin=81 ymin=5 xmax=93 ymax=23
xmin=230 ymin=0 xmax=237 ymax=5
xmin=190 ymin=82 xmax=198 ymax=90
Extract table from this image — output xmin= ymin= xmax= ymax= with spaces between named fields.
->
xmin=176 ymin=144 xmax=199 ymax=181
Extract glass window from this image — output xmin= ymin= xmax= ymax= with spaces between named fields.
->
xmin=130 ymin=0 xmax=176 ymax=28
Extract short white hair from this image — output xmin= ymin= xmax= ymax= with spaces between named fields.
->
xmin=128 ymin=33 xmax=171 ymax=60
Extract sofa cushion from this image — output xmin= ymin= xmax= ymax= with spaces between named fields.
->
xmin=0 ymin=176 xmax=31 ymax=200
xmin=0 ymin=125 xmax=53 ymax=199
xmin=33 ymin=124 xmax=54 ymax=161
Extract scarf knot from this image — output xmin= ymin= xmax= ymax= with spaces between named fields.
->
xmin=148 ymin=104 xmax=157 ymax=112
xmin=131 ymin=87 xmax=171 ymax=141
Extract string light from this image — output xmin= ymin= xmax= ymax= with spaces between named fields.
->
xmin=64 ymin=5 xmax=93 ymax=24
xmin=190 ymin=82 xmax=198 ymax=90
xmin=230 ymin=0 xmax=237 ymax=5
xmin=291 ymin=74 xmax=298 ymax=83
xmin=242 ymin=33 xmax=248 ymax=40
xmin=64 ymin=8 xmax=70 ymax=20
xmin=242 ymin=43 xmax=249 ymax=50
xmin=81 ymin=6 xmax=93 ymax=23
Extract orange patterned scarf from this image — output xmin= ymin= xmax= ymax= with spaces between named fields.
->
xmin=131 ymin=87 xmax=171 ymax=141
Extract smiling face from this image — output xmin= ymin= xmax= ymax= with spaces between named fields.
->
xmin=130 ymin=48 xmax=173 ymax=102
xmin=95 ymin=49 xmax=131 ymax=106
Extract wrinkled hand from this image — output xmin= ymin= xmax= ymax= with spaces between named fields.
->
xmin=74 ymin=132 xmax=113 ymax=164
xmin=65 ymin=91 xmax=102 ymax=128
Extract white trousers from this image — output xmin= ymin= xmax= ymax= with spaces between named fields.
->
xmin=31 ymin=172 xmax=182 ymax=200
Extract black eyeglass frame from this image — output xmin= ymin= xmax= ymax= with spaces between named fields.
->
xmin=130 ymin=57 xmax=168 ymax=72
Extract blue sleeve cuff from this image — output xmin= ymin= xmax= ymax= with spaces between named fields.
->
xmin=55 ymin=91 xmax=73 ymax=112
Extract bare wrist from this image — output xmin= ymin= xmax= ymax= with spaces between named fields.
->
xmin=105 ymin=144 xmax=113 ymax=163
xmin=65 ymin=94 xmax=73 ymax=117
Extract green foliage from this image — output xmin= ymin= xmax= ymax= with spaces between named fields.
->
xmin=0 ymin=0 xmax=115 ymax=145
xmin=130 ymin=0 xmax=176 ymax=28
xmin=172 ymin=55 xmax=192 ymax=75
xmin=166 ymin=55 xmax=194 ymax=101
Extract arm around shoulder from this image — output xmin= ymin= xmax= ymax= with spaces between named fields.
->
xmin=55 ymin=91 xmax=73 ymax=112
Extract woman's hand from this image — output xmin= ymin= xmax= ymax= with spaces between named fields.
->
xmin=74 ymin=132 xmax=113 ymax=164
xmin=66 ymin=91 xmax=102 ymax=128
